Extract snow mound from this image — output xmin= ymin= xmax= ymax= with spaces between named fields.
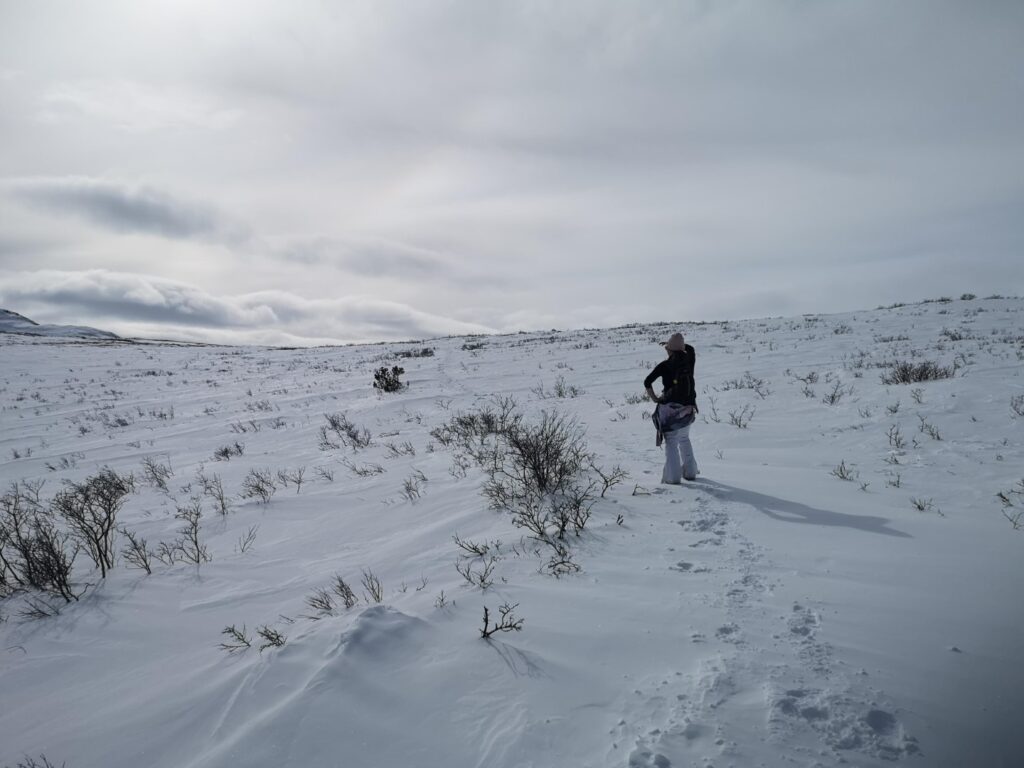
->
xmin=195 ymin=607 xmax=456 ymax=768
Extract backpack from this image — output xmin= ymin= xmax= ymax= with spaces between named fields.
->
xmin=662 ymin=346 xmax=696 ymax=406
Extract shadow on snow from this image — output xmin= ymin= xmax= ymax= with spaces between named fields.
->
xmin=694 ymin=479 xmax=912 ymax=539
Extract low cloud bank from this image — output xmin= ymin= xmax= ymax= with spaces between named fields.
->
xmin=0 ymin=269 xmax=495 ymax=345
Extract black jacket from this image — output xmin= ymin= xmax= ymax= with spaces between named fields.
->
xmin=644 ymin=346 xmax=697 ymax=407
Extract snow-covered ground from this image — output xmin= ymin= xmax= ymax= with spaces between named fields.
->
xmin=1 ymin=297 xmax=1022 ymax=768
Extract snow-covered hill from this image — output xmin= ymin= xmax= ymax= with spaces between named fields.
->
xmin=0 ymin=308 xmax=120 ymax=340
xmin=1 ymin=296 xmax=1022 ymax=768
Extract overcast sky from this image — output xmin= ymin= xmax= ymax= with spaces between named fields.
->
xmin=1 ymin=1 xmax=1022 ymax=345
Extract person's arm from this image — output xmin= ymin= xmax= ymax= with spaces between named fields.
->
xmin=644 ymin=362 xmax=664 ymax=403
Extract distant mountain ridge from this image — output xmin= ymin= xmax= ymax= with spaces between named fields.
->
xmin=0 ymin=308 xmax=120 ymax=340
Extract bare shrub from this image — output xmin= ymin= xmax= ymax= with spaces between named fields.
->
xmin=332 ymin=574 xmax=358 ymax=609
xmin=552 ymin=375 xmax=584 ymax=398
xmin=140 ymin=456 xmax=173 ymax=492
xmin=453 ymin=534 xmax=496 ymax=558
xmin=219 ymin=624 xmax=252 ymax=653
xmin=1011 ymin=394 xmax=1024 ymax=418
xmin=341 ymin=458 xmax=384 ymax=477
xmin=727 ymin=404 xmax=755 ymax=428
xmin=910 ymin=496 xmax=942 ymax=515
xmin=718 ymin=372 xmax=771 ymax=399
xmin=480 ymin=602 xmax=524 ymax=638
xmin=322 ymin=413 xmax=372 ymax=449
xmin=821 ymin=381 xmax=849 ymax=406
xmin=276 ymin=467 xmax=306 ymax=494
xmin=455 ymin=554 xmax=498 ymax=590
xmin=197 ymin=470 xmax=231 ymax=516
xmin=303 ymin=587 xmax=336 ymax=619
xmin=886 ymin=424 xmax=905 ymax=450
xmin=384 ymin=441 xmax=416 ymax=458
xmin=1 ymin=484 xmax=79 ymax=602
xmin=790 ymin=370 xmax=819 ymax=385
xmin=256 ymin=625 xmax=286 ymax=651
xmin=44 ymin=452 xmax=84 ymax=472
xmin=52 ymin=468 xmax=133 ymax=578
xmin=830 ymin=460 xmax=858 ymax=481
xmin=154 ymin=540 xmax=178 ymax=566
xmin=996 ymin=480 xmax=1024 ymax=530
xmin=881 ymin=360 xmax=955 ymax=384
xmin=3 ymin=755 xmax=65 ymax=768
xmin=120 ymin=527 xmax=153 ymax=574
xmin=395 ymin=347 xmax=434 ymax=358
xmin=361 ymin=568 xmax=384 ymax=603
xmin=317 ymin=425 xmax=341 ymax=450
xmin=429 ymin=396 xmax=520 ymax=450
xmin=240 ymin=468 xmax=277 ymax=503
xmin=213 ymin=442 xmax=245 ymax=461
xmin=174 ymin=500 xmax=210 ymax=565
xmin=590 ymin=462 xmax=628 ymax=497
xmin=401 ymin=471 xmax=427 ymax=502
xmin=543 ymin=539 xmax=581 ymax=577
xmin=236 ymin=524 xmax=259 ymax=554
xmin=917 ymin=415 xmax=942 ymax=441
xmin=493 ymin=412 xmax=590 ymax=498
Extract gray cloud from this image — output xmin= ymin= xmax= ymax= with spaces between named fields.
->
xmin=0 ymin=1 xmax=1021 ymax=338
xmin=6 ymin=177 xmax=242 ymax=242
xmin=280 ymin=236 xmax=451 ymax=278
xmin=0 ymin=269 xmax=494 ymax=344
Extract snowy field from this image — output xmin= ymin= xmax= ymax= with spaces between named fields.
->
xmin=1 ymin=296 xmax=1023 ymax=768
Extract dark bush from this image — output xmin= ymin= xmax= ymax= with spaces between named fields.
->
xmin=240 ymin=468 xmax=277 ymax=503
xmin=373 ymin=365 xmax=405 ymax=393
xmin=395 ymin=347 xmax=434 ymax=358
xmin=52 ymin=468 xmax=133 ymax=578
xmin=880 ymin=360 xmax=956 ymax=385
xmin=1 ymin=483 xmax=80 ymax=602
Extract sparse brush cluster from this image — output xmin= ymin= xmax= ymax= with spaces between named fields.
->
xmin=716 ymin=371 xmax=771 ymax=400
xmin=432 ymin=397 xmax=627 ymax=578
xmin=394 ymin=347 xmax=434 ymax=359
xmin=0 ymin=469 xmax=133 ymax=613
xmin=2 ymin=755 xmax=64 ymax=768
xmin=880 ymin=360 xmax=956 ymax=385
xmin=0 ymin=458 xmax=247 ymax=619
xmin=532 ymin=375 xmax=584 ymax=399
xmin=221 ymin=569 xmax=392 ymax=654
xmin=319 ymin=412 xmax=372 ymax=451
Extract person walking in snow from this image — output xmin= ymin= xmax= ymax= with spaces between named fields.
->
xmin=644 ymin=332 xmax=699 ymax=483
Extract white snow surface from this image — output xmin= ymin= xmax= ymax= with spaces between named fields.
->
xmin=0 ymin=309 xmax=119 ymax=340
xmin=1 ymin=298 xmax=1022 ymax=768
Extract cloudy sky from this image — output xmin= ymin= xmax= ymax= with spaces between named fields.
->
xmin=1 ymin=1 xmax=1022 ymax=344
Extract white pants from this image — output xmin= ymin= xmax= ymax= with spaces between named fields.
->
xmin=662 ymin=423 xmax=698 ymax=483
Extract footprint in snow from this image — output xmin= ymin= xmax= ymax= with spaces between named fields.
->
xmin=767 ymin=686 xmax=920 ymax=760
xmin=669 ymin=560 xmax=711 ymax=574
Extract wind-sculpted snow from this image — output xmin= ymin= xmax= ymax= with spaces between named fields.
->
xmin=1 ymin=297 xmax=1023 ymax=767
